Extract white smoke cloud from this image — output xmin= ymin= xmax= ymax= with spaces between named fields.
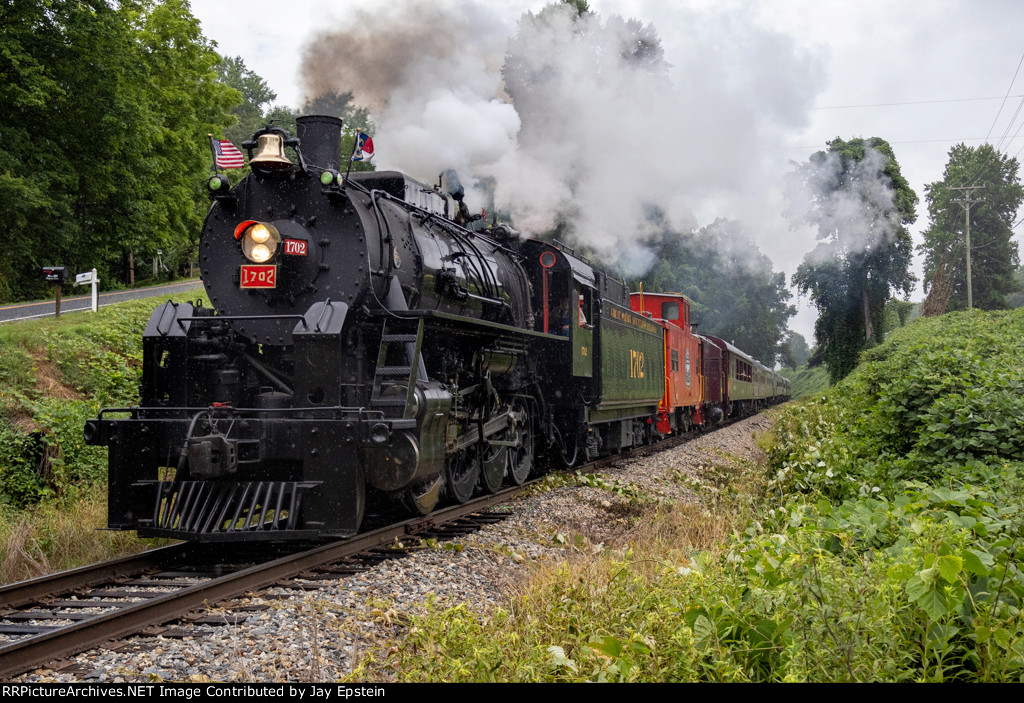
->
xmin=786 ymin=146 xmax=904 ymax=265
xmin=300 ymin=0 xmax=828 ymax=276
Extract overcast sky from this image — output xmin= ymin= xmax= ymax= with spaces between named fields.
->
xmin=190 ymin=0 xmax=1024 ymax=342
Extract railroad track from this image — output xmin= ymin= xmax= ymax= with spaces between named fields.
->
xmin=0 ymin=413 xmax=748 ymax=680
xmin=0 ymin=486 xmax=523 ymax=679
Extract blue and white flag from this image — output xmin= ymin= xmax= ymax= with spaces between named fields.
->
xmin=353 ymin=131 xmax=374 ymax=162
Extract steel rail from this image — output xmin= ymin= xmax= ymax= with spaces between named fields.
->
xmin=0 ymin=409 xmax=769 ymax=679
xmin=0 ymin=544 xmax=194 ymax=611
xmin=0 ymin=484 xmax=526 ymax=679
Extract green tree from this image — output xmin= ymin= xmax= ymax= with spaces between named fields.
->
xmin=128 ymin=0 xmax=239 ymax=277
xmin=561 ymin=0 xmax=591 ymax=17
xmin=788 ymin=137 xmax=917 ymax=383
xmin=1008 ymin=265 xmax=1024 ymax=308
xmin=0 ymin=0 xmax=67 ymax=301
xmin=783 ymin=330 xmax=810 ymax=367
xmin=0 ymin=0 xmax=235 ymax=300
xmin=882 ymin=297 xmax=917 ymax=334
xmin=919 ymin=143 xmax=1023 ymax=311
xmin=0 ymin=0 xmax=165 ymax=297
xmin=216 ymin=55 xmax=277 ymax=145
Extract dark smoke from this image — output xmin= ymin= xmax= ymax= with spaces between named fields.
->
xmin=301 ymin=5 xmax=499 ymax=112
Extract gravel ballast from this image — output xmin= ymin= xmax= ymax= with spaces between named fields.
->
xmin=16 ymin=412 xmax=774 ymax=683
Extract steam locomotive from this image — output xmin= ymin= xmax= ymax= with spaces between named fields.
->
xmin=84 ymin=115 xmax=789 ymax=542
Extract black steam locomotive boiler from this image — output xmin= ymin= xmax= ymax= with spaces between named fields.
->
xmin=84 ymin=116 xmax=534 ymax=540
xmin=85 ymin=115 xmax=669 ymax=542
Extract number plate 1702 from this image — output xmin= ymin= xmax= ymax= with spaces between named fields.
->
xmin=240 ymin=265 xmax=277 ymax=288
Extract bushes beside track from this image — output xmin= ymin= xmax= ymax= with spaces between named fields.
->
xmin=769 ymin=308 xmax=1024 ymax=497
xmin=365 ymin=309 xmax=1024 ymax=682
xmin=0 ymin=294 xmax=201 ymax=579
xmin=0 ymin=292 xmax=202 ymax=505
xmin=748 ymin=308 xmax=1024 ymax=681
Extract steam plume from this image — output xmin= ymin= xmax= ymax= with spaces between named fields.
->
xmin=300 ymin=0 xmax=827 ymax=276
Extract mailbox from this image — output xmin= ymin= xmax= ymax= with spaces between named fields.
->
xmin=42 ymin=267 xmax=68 ymax=284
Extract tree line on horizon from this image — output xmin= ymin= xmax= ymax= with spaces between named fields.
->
xmin=1 ymin=0 xmax=1020 ymax=383
xmin=0 ymin=0 xmax=373 ymax=304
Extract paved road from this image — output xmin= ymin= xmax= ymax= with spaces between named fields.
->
xmin=0 ymin=279 xmax=203 ymax=324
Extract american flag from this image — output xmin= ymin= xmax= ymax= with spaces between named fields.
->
xmin=211 ymin=138 xmax=245 ymax=169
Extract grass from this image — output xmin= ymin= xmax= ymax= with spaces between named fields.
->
xmin=0 ymin=483 xmax=164 ymax=582
xmin=351 ymin=450 xmax=767 ymax=683
xmin=0 ymin=288 xmax=204 ymax=581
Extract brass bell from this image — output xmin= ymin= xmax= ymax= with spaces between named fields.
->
xmin=250 ymin=133 xmax=293 ymax=170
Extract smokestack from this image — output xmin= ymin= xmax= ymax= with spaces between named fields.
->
xmin=440 ymin=169 xmax=465 ymax=200
xmin=296 ymin=115 xmax=344 ymax=172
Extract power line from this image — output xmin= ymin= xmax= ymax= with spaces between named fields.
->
xmin=985 ymin=50 xmax=1024 ymax=142
xmin=995 ymin=95 xmax=1024 ymax=152
xmin=939 ymin=50 xmax=1024 ymax=192
xmin=810 ymin=95 xmax=1024 ymax=110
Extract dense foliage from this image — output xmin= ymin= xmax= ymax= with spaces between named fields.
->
xmin=364 ymin=309 xmax=1024 ymax=682
xmin=0 ymin=291 xmax=202 ymax=506
xmin=770 ymin=310 xmax=1023 ymax=496
xmin=779 ymin=330 xmax=810 ymax=368
xmin=0 ymin=0 xmax=237 ymax=302
xmin=920 ymin=143 xmax=1023 ymax=312
xmin=1011 ymin=265 xmax=1024 ymax=308
xmin=0 ymin=296 xmax=191 ymax=578
xmin=787 ymin=137 xmax=918 ymax=383
xmin=758 ymin=309 xmax=1024 ymax=680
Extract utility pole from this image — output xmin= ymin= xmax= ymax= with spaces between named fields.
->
xmin=950 ymin=185 xmax=985 ymax=310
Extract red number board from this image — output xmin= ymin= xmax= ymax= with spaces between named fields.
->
xmin=284 ymin=239 xmax=307 ymax=256
xmin=240 ymin=265 xmax=277 ymax=288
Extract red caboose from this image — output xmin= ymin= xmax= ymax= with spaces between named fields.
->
xmin=628 ymin=291 xmax=710 ymax=435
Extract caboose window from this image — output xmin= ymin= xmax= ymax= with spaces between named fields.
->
xmin=671 ymin=349 xmax=679 ymax=371
xmin=661 ymin=302 xmax=679 ymax=320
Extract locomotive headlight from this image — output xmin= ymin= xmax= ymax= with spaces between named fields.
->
xmin=249 ymin=224 xmax=271 ymax=243
xmin=249 ymin=243 xmax=273 ymax=262
xmin=239 ymin=221 xmax=281 ymax=263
